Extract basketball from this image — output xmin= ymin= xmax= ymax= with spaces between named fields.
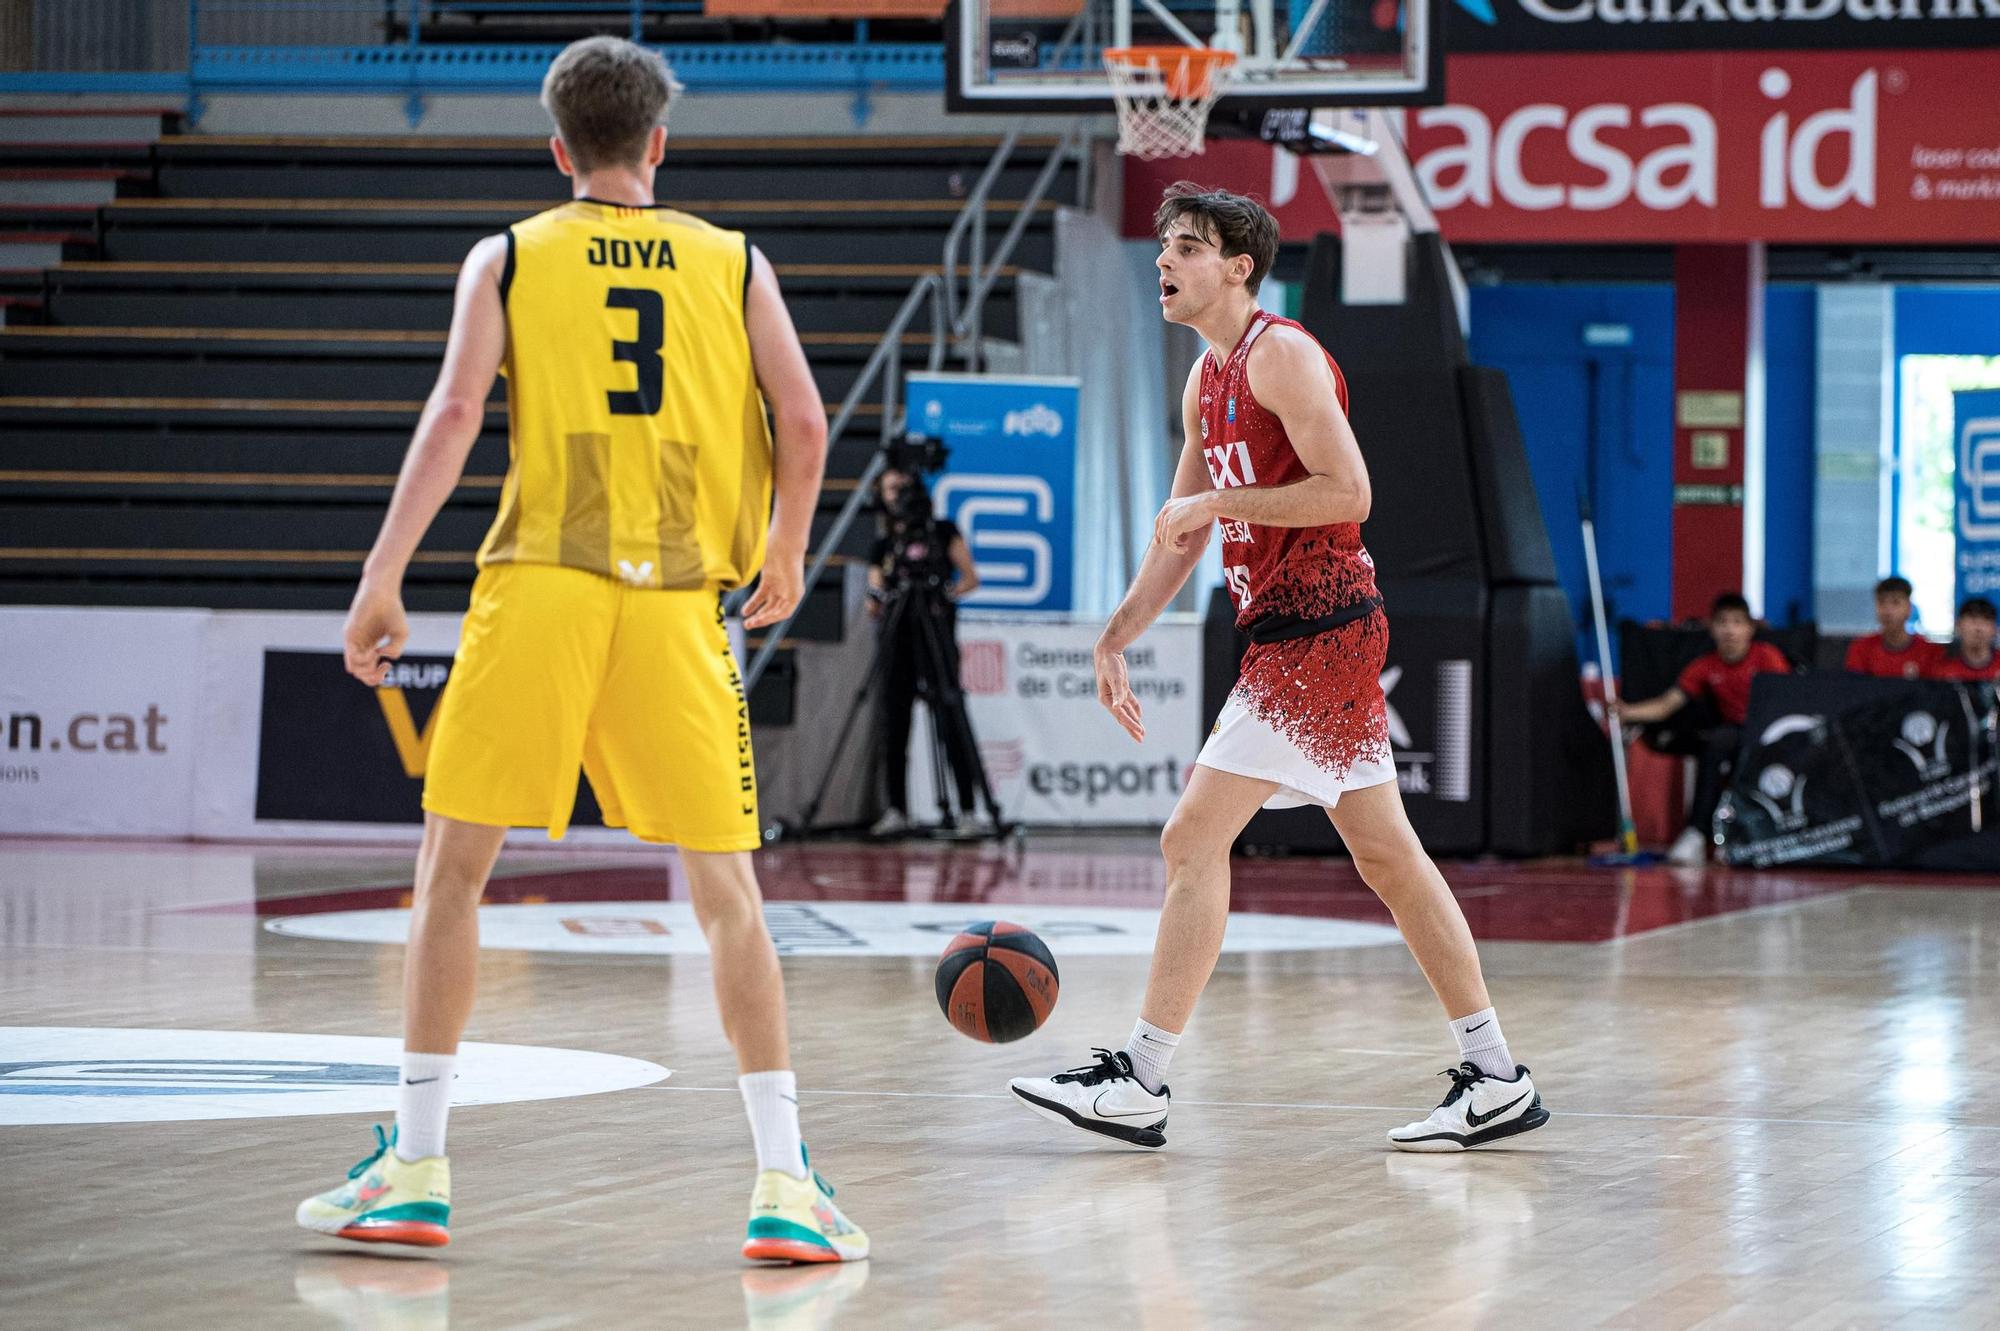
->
xmin=933 ymin=921 xmax=1060 ymax=1043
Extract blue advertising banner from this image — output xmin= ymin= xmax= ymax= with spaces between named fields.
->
xmin=906 ymin=373 xmax=1079 ymax=614
xmin=1955 ymin=390 xmax=2000 ymax=609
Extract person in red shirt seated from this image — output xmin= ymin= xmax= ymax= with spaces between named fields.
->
xmin=1926 ymin=597 xmax=1998 ymax=682
xmin=1613 ymin=592 xmax=1792 ymax=865
xmin=1845 ymin=575 xmax=1938 ymax=679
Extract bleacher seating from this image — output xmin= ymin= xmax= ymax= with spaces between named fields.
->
xmin=0 ymin=111 xmax=1070 ymax=719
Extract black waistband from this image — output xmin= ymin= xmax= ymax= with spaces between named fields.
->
xmin=1245 ymin=596 xmax=1382 ymax=645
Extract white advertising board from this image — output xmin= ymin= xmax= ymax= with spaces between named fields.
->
xmin=0 ymin=608 xmax=207 ymax=837
xmin=910 ymin=615 xmax=1203 ymax=827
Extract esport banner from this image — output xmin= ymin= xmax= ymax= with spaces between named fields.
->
xmin=907 ymin=616 xmax=1202 ymax=826
xmin=1124 ymin=49 xmax=2000 ymax=245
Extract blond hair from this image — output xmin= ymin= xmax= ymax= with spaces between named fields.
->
xmin=540 ymin=37 xmax=681 ymax=172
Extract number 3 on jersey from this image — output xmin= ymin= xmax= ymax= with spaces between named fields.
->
xmin=1225 ymin=564 xmax=1252 ymax=610
xmin=606 ymin=287 xmax=663 ymax=416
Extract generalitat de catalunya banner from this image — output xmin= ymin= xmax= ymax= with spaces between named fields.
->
xmin=1124 ymin=49 xmax=2000 ymax=245
xmin=906 ymin=615 xmax=1202 ymax=826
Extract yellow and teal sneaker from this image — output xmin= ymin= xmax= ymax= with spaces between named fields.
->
xmin=296 ymin=1125 xmax=451 ymax=1249
xmin=741 ymin=1149 xmax=868 ymax=1265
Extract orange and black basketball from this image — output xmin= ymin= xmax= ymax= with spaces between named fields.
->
xmin=934 ymin=921 xmax=1059 ymax=1043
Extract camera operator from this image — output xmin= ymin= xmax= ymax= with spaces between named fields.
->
xmin=867 ymin=466 xmax=983 ymax=838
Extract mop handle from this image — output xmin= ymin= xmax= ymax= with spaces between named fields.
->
xmin=1581 ymin=513 xmax=1637 ymax=842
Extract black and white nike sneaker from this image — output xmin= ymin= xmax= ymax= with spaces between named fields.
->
xmin=1387 ymin=1062 xmax=1549 ymax=1152
xmin=1008 ymin=1049 xmax=1169 ymax=1149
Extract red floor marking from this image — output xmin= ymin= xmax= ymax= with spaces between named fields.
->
xmin=210 ymin=844 xmax=2000 ymax=943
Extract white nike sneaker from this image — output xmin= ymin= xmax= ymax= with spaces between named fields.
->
xmin=1008 ymin=1049 xmax=1169 ymax=1149
xmin=868 ymin=809 xmax=908 ymax=839
xmin=1387 ymin=1063 xmax=1549 ymax=1152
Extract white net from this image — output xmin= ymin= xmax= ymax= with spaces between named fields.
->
xmin=1102 ymin=47 xmax=1237 ymax=160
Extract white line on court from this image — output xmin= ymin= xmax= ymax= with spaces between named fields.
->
xmin=634 ymin=1084 xmax=2000 ymax=1133
xmin=1604 ymin=884 xmax=1865 ymax=944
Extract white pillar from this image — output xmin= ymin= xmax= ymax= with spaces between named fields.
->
xmin=1812 ymin=284 xmax=1895 ymax=634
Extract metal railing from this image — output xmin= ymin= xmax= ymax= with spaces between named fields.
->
xmin=0 ymin=3 xmax=944 ymax=106
xmin=738 ymin=122 xmax=1090 ymax=693
xmin=942 ymin=120 xmax=1090 ymax=372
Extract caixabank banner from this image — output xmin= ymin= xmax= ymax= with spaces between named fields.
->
xmin=1124 ymin=49 xmax=2000 ymax=245
xmin=1447 ymin=0 xmax=2000 ymax=53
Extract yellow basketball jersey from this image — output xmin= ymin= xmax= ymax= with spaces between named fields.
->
xmin=478 ymin=199 xmax=773 ymax=589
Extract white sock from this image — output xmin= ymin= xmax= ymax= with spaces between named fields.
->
xmin=1449 ymin=1008 xmax=1515 ymax=1080
xmin=395 ymin=1051 xmax=456 ymax=1162
xmin=1121 ymin=1018 xmax=1180 ymax=1095
xmin=739 ymin=1070 xmax=807 ymax=1179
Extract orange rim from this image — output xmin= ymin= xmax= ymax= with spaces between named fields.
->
xmin=1104 ymin=46 xmax=1238 ymax=100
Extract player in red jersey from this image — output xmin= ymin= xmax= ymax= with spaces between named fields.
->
xmin=1926 ymin=597 xmax=1998 ymax=682
xmin=1009 ymin=185 xmax=1547 ymax=1154
xmin=1613 ymin=592 xmax=1791 ymax=864
xmin=1845 ymin=576 xmax=1938 ymax=679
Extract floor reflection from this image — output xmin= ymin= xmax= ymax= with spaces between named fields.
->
xmin=294 ymin=1254 xmax=448 ymax=1331
xmin=740 ymin=1262 xmax=870 ymax=1331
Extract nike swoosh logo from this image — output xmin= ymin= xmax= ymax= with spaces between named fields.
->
xmin=1091 ymin=1090 xmax=1164 ymax=1118
xmin=1466 ymin=1091 xmax=1529 ymax=1128
xmin=1461 ymin=1020 xmax=1490 ymax=1035
xmin=355 ymin=1177 xmax=391 ymax=1205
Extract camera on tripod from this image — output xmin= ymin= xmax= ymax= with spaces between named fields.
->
xmin=873 ymin=433 xmax=955 ymax=600
xmin=784 ymin=429 xmax=1012 ymax=842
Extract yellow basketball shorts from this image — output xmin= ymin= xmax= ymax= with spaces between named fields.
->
xmin=422 ymin=563 xmax=759 ymax=851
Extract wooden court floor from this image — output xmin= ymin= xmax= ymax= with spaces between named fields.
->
xmin=4 ymin=838 xmax=2000 ymax=1329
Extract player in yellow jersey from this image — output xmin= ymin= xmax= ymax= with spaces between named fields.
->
xmin=296 ymin=37 xmax=868 ymax=1264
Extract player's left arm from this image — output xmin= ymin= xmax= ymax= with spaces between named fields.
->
xmin=1165 ymin=326 xmax=1370 ymax=543
xmin=344 ymin=233 xmax=507 ymax=685
xmin=742 ymin=244 xmax=828 ymax=631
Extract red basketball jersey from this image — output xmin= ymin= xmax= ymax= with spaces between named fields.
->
xmin=1844 ymin=632 xmax=1937 ymax=680
xmin=1927 ymin=649 xmax=2000 ymax=682
xmin=1198 ymin=310 xmax=1379 ymax=629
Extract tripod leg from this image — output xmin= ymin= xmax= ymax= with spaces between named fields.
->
xmin=921 ymin=689 xmax=956 ymax=828
xmin=914 ymin=597 xmax=1005 ymax=827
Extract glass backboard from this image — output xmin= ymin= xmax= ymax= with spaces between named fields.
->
xmin=947 ymin=0 xmax=1444 ymax=114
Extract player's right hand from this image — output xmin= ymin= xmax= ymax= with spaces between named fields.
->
xmin=343 ymin=581 xmax=409 ymax=686
xmin=1096 ymin=647 xmax=1145 ymax=743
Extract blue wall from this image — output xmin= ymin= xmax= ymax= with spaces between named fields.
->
xmin=1763 ymin=287 xmax=1817 ymax=628
xmin=1468 ymin=283 xmax=1817 ymax=666
xmin=1896 ymin=287 xmax=2000 ymax=359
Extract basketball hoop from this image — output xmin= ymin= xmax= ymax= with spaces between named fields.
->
xmin=1103 ymin=46 xmax=1238 ymax=160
